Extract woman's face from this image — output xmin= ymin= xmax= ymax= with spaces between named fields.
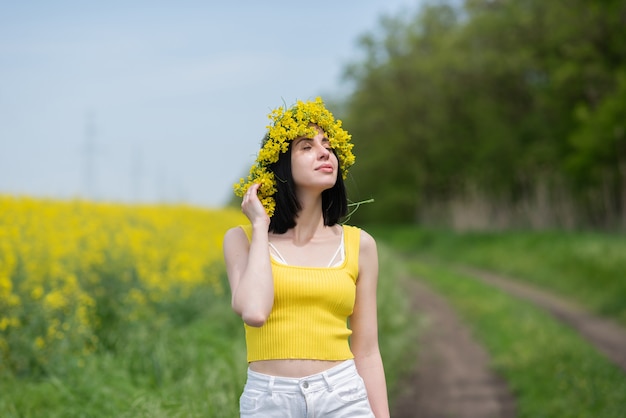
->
xmin=290 ymin=126 xmax=338 ymax=194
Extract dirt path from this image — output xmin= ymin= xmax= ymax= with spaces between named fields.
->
xmin=391 ymin=277 xmax=517 ymax=418
xmin=460 ymin=267 xmax=626 ymax=373
xmin=391 ymin=265 xmax=626 ymax=417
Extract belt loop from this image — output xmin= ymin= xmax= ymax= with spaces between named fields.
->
xmin=268 ymin=376 xmax=275 ymax=397
xmin=322 ymin=371 xmax=334 ymax=392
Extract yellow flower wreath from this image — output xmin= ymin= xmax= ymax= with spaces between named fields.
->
xmin=234 ymin=97 xmax=355 ymax=217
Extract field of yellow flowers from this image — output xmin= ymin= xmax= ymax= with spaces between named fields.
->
xmin=0 ymin=195 xmax=246 ymax=378
xmin=0 ymin=195 xmax=415 ymax=417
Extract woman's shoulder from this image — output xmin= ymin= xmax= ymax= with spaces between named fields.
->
xmin=223 ymin=224 xmax=251 ymax=244
xmin=342 ymin=224 xmax=377 ymax=248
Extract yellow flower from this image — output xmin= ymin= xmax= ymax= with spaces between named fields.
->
xmin=0 ymin=317 xmax=13 ymax=331
xmin=234 ymin=97 xmax=355 ymax=217
xmin=31 ymin=286 xmax=44 ymax=300
xmin=43 ymin=290 xmax=67 ymax=311
xmin=35 ymin=337 xmax=45 ymax=349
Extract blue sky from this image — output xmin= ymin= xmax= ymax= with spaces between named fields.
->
xmin=0 ymin=1 xmax=422 ymax=207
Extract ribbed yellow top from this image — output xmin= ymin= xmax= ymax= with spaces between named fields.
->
xmin=240 ymin=224 xmax=360 ymax=362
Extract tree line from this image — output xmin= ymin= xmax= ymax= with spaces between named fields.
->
xmin=339 ymin=0 xmax=626 ymax=230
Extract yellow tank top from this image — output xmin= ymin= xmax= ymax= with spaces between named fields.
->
xmin=240 ymin=224 xmax=360 ymax=362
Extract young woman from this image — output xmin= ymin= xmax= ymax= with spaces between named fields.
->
xmin=223 ymin=97 xmax=390 ymax=417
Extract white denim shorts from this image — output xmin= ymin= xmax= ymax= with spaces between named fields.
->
xmin=240 ymin=359 xmax=375 ymax=417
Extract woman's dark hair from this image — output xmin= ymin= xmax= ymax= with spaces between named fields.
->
xmin=268 ymin=140 xmax=348 ymax=234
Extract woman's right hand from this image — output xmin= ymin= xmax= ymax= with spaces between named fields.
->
xmin=225 ymin=182 xmax=274 ymax=326
xmin=241 ymin=183 xmax=270 ymax=227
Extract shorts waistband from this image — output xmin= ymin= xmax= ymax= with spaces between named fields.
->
xmin=245 ymin=359 xmax=357 ymax=393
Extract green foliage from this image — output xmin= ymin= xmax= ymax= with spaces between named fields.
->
xmin=342 ymin=0 xmax=626 ymax=226
xmin=568 ymin=71 xmax=626 ymax=207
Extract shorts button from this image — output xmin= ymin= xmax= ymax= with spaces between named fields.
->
xmin=302 ymin=381 xmax=309 ymax=388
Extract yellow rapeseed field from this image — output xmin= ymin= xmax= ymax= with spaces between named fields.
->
xmin=0 ymin=195 xmax=246 ymax=376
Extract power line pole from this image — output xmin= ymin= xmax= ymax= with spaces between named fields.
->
xmin=131 ymin=145 xmax=142 ymax=202
xmin=83 ymin=111 xmax=97 ymax=200
xmin=157 ymin=165 xmax=167 ymax=203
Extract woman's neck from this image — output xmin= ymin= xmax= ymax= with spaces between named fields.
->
xmin=290 ymin=194 xmax=327 ymax=244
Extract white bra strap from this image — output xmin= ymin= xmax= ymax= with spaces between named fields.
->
xmin=327 ymin=230 xmax=345 ymax=267
xmin=268 ymin=242 xmax=288 ymax=264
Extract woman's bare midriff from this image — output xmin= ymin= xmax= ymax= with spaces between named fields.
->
xmin=249 ymin=359 xmax=345 ymax=378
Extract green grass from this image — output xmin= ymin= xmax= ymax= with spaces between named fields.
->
xmin=376 ymin=244 xmax=420 ymax=398
xmin=0 ymin=294 xmax=248 ymax=418
xmin=371 ymin=226 xmax=626 ymax=325
xmin=406 ymin=260 xmax=626 ymax=418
